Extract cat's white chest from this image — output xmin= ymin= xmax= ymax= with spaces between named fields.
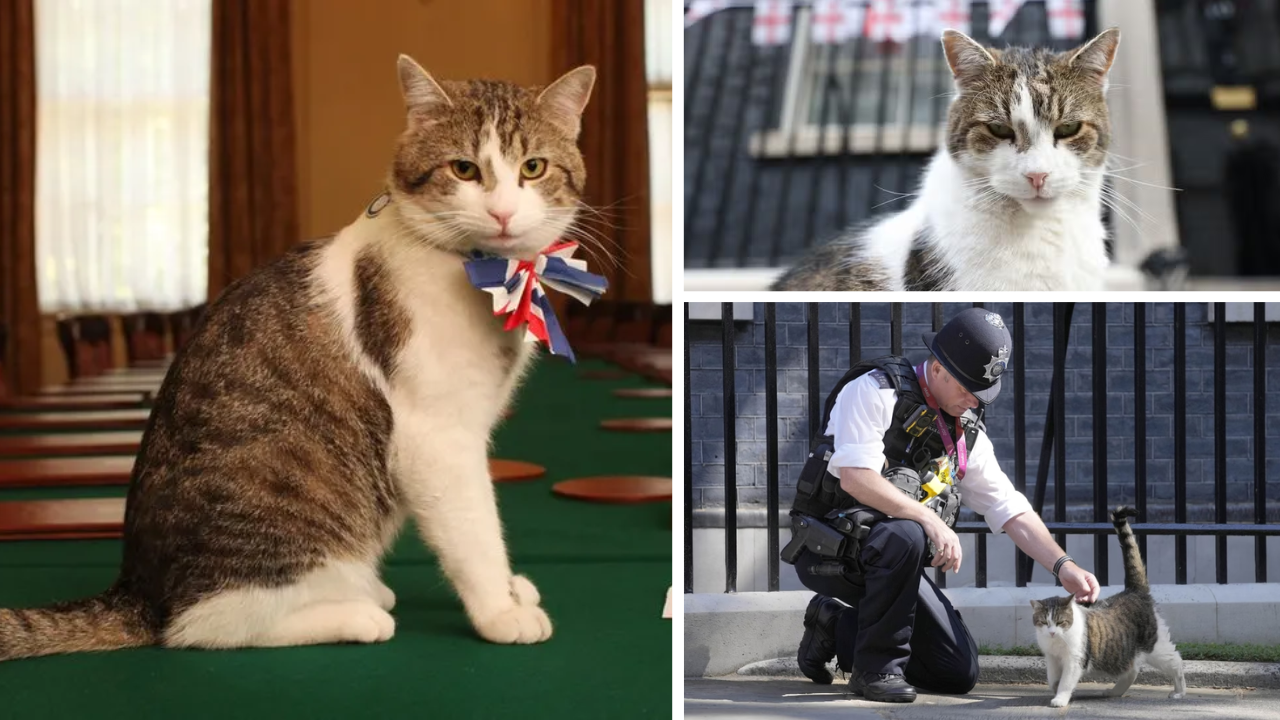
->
xmin=393 ymin=252 xmax=529 ymax=399
xmin=933 ymin=209 xmax=1108 ymax=291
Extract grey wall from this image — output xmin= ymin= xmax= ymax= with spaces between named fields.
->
xmin=687 ymin=302 xmax=1280 ymax=524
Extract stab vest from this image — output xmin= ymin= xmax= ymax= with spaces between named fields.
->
xmin=790 ymin=355 xmax=982 ymax=519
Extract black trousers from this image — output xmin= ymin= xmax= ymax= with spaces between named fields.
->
xmin=794 ymin=518 xmax=979 ymax=694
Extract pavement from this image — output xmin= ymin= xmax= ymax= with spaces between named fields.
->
xmin=685 ymin=677 xmax=1280 ymax=719
xmin=735 ymin=655 xmax=1280 ymax=690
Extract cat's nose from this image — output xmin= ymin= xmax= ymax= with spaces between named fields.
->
xmin=488 ymin=211 xmax=513 ymax=232
xmin=1025 ymin=172 xmax=1049 ymax=191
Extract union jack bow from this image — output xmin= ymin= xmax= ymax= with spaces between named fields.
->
xmin=463 ymin=240 xmax=608 ymax=363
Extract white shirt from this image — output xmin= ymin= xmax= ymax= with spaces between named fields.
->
xmin=824 ymin=361 xmax=1033 ymax=534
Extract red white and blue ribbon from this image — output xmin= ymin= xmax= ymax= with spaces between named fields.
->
xmin=464 ymin=240 xmax=607 ymax=363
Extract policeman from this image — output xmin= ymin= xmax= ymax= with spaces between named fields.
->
xmin=788 ymin=308 xmax=1101 ymax=703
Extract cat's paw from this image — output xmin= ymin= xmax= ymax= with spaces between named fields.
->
xmin=1169 ymin=691 xmax=1185 ymax=700
xmin=373 ymin=580 xmax=397 ymax=611
xmin=346 ymin=603 xmax=397 ymax=643
xmin=510 ymin=574 xmax=541 ymax=606
xmin=1049 ymin=695 xmax=1071 ymax=708
xmin=473 ymin=603 xmax=553 ymax=645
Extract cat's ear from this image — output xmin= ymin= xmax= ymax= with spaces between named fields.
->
xmin=941 ymin=29 xmax=996 ymax=89
xmin=397 ymin=55 xmax=453 ymax=111
xmin=1030 ymin=599 xmax=1042 ymax=612
xmin=537 ymin=66 xmax=596 ymax=137
xmin=1066 ymin=27 xmax=1121 ymax=90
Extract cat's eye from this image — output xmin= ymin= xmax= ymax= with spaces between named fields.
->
xmin=985 ymin=123 xmax=1016 ymax=140
xmin=451 ymin=160 xmax=480 ymax=182
xmin=1054 ymin=121 xmax=1083 ymax=139
xmin=521 ymin=158 xmax=548 ymax=180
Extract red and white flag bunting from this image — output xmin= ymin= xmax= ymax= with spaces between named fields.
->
xmin=752 ymin=0 xmax=794 ymax=45
xmin=810 ymin=0 xmax=864 ymax=44
xmin=1045 ymin=0 xmax=1086 ymax=40
xmin=935 ymin=0 xmax=971 ymax=35
xmin=987 ymin=0 xmax=1027 ymax=38
xmin=738 ymin=0 xmax=1066 ymax=46
xmin=800 ymin=0 xmax=970 ymax=46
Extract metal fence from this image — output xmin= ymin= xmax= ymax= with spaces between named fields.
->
xmin=684 ymin=1 xmax=1102 ymax=269
xmin=683 ymin=302 xmax=1280 ymax=594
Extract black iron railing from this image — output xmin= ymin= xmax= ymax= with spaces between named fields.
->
xmin=684 ymin=302 xmax=1280 ymax=594
xmin=684 ymin=1 xmax=1101 ymax=269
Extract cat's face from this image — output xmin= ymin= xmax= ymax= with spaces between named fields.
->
xmin=389 ymin=57 xmax=595 ymax=259
xmin=942 ymin=28 xmax=1120 ymax=211
xmin=1031 ymin=596 xmax=1077 ymax=640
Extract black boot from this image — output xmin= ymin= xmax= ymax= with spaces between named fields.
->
xmin=797 ymin=595 xmax=844 ymax=684
xmin=849 ymin=672 xmax=918 ymax=703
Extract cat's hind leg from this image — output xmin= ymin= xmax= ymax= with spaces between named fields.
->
xmin=1148 ymin=617 xmax=1186 ymax=699
xmin=1049 ymin=660 xmax=1084 ymax=708
xmin=1108 ymin=661 xmax=1139 ymax=697
xmin=165 ymin=560 xmax=395 ymax=649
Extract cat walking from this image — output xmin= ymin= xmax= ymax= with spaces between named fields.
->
xmin=772 ymin=28 xmax=1121 ymax=292
xmin=1031 ymin=507 xmax=1186 ymax=707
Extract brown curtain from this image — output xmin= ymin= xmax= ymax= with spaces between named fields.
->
xmin=553 ymin=0 xmax=653 ymax=303
xmin=0 ymin=0 xmax=41 ymax=395
xmin=208 ymin=0 xmax=299 ymax=299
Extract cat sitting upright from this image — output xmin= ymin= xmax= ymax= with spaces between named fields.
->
xmin=1031 ymin=507 xmax=1186 ymax=707
xmin=772 ymin=27 xmax=1122 ymax=292
xmin=0 ymin=57 xmax=598 ymax=661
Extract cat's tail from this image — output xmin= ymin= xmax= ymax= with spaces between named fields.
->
xmin=0 ymin=587 xmax=155 ymax=662
xmin=1111 ymin=506 xmax=1148 ymax=593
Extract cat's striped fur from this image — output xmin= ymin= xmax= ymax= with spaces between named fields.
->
xmin=0 ymin=57 xmax=596 ymax=661
xmin=1031 ymin=507 xmax=1186 ymax=707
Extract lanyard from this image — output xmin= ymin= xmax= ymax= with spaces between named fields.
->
xmin=915 ymin=361 xmax=968 ymax=481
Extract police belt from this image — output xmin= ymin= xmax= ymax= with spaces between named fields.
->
xmin=780 ymin=467 xmax=962 ymax=575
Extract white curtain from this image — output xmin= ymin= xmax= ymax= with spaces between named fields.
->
xmin=35 ymin=0 xmax=211 ymax=314
xmin=645 ymin=0 xmax=673 ymax=305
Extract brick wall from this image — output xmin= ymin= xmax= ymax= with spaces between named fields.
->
xmin=687 ymin=302 xmax=1280 ymax=520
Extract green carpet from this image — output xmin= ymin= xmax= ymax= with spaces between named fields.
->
xmin=0 ymin=355 xmax=673 ymax=718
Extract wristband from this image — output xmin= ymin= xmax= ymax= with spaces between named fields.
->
xmin=1052 ymin=555 xmax=1074 ymax=579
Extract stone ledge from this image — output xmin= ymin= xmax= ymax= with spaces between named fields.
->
xmin=683 ymin=583 xmax=1280 ymax=677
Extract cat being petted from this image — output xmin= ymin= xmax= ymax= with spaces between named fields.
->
xmin=0 ymin=57 xmax=597 ymax=660
xmin=772 ymin=28 xmax=1121 ymax=292
xmin=1031 ymin=507 xmax=1186 ymax=707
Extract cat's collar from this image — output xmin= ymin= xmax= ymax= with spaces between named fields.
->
xmin=463 ymin=241 xmax=608 ymax=363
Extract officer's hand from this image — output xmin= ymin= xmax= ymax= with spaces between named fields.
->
xmin=922 ymin=515 xmax=962 ymax=573
xmin=1059 ymin=562 xmax=1101 ymax=604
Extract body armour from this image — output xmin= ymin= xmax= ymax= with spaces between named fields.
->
xmin=790 ymin=355 xmax=981 ymax=520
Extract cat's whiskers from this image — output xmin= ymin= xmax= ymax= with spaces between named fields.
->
xmin=1097 ymin=185 xmax=1158 ymax=226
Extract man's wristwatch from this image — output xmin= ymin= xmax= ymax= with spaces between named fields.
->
xmin=1052 ymin=554 xmax=1074 ymax=579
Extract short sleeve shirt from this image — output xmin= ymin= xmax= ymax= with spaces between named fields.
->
xmin=823 ymin=362 xmax=1033 ymax=534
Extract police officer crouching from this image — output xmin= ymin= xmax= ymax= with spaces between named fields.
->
xmin=781 ymin=308 xmax=1102 ymax=703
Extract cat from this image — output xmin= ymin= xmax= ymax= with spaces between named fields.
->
xmin=1031 ymin=507 xmax=1186 ymax=707
xmin=0 ymin=56 xmax=597 ymax=660
xmin=771 ymin=27 xmax=1121 ymax=292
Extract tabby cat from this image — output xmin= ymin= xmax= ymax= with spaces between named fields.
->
xmin=772 ymin=28 xmax=1121 ymax=291
xmin=0 ymin=56 xmax=597 ymax=660
xmin=1031 ymin=507 xmax=1186 ymax=707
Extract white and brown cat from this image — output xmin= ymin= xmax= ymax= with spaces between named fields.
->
xmin=0 ymin=56 xmax=597 ymax=660
xmin=773 ymin=28 xmax=1122 ymax=291
xmin=1031 ymin=507 xmax=1186 ymax=707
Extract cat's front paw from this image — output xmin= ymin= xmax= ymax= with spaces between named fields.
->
xmin=1049 ymin=694 xmax=1071 ymax=708
xmin=510 ymin=574 xmax=541 ymax=606
xmin=473 ymin=603 xmax=553 ymax=644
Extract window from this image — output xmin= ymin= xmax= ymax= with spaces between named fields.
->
xmin=646 ymin=0 xmax=673 ymax=304
xmin=34 ymin=0 xmax=212 ymax=313
xmin=751 ymin=6 xmax=954 ymax=158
